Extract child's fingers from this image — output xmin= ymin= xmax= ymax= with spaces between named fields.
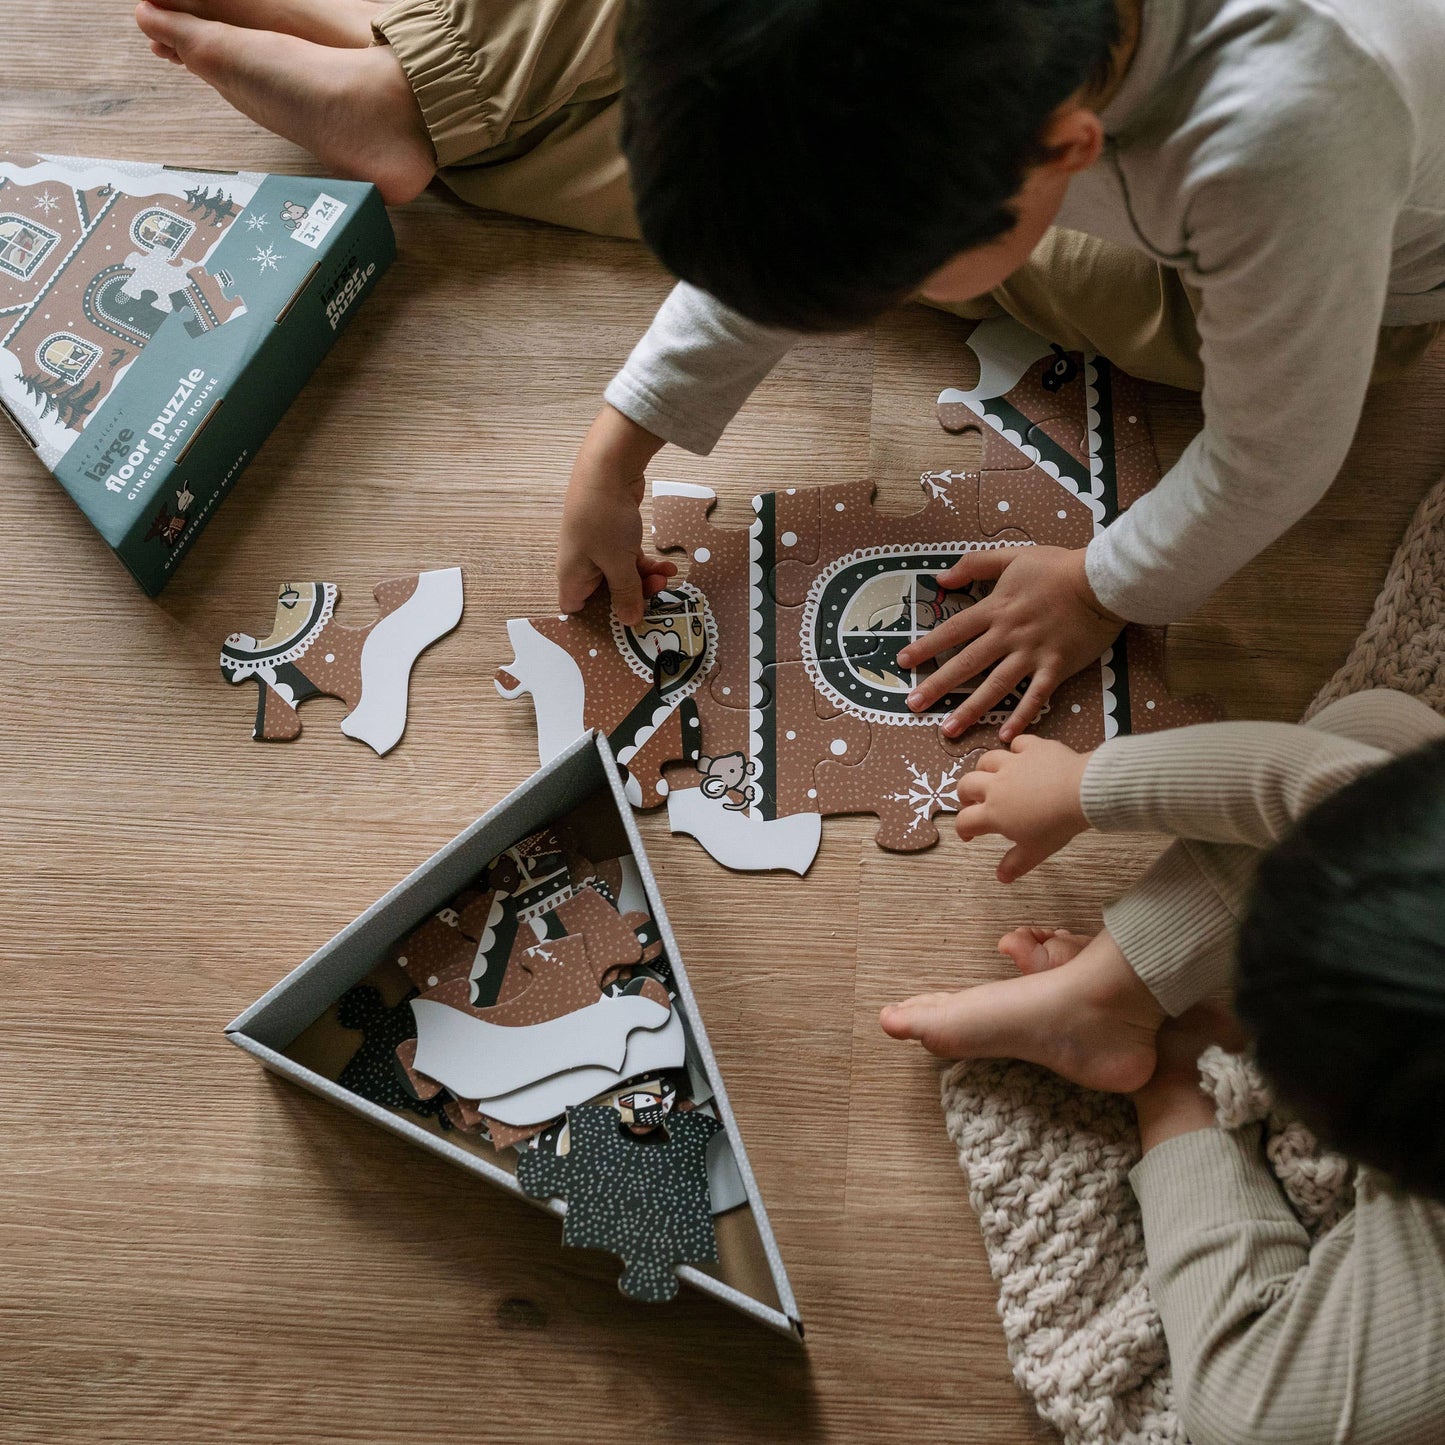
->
xmin=557 ymin=560 xmax=601 ymax=615
xmin=997 ymin=671 xmax=1058 ymax=743
xmin=906 ymin=628 xmax=1006 ymax=713
xmin=935 ymin=548 xmax=1020 ymax=590
xmin=940 ymin=655 xmax=1030 ymax=738
xmin=603 ymin=559 xmax=645 ymax=626
xmin=954 ymin=769 xmax=990 ymax=803
xmin=974 ymin=749 xmax=1010 ymax=772
xmin=997 ymin=839 xmax=1049 ymax=884
xmin=638 ymin=555 xmax=678 ymax=580
xmin=953 ymin=801 xmax=993 ymax=837
xmin=897 ymin=596 xmax=993 ymax=669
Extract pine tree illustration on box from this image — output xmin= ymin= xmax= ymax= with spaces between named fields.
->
xmin=497 ymin=318 xmax=1220 ymax=875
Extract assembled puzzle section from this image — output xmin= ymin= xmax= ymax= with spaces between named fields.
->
xmin=498 ymin=318 xmax=1219 ymax=874
xmin=0 ymin=151 xmax=394 ymax=593
xmin=228 ymin=733 xmax=799 ymax=1330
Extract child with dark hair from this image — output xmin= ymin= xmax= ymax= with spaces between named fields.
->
xmin=881 ymin=686 xmax=1445 ymax=1444
xmin=135 ymin=0 xmax=1445 ymax=694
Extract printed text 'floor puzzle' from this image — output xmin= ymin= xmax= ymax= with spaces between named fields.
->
xmin=498 ymin=318 xmax=1219 ymax=873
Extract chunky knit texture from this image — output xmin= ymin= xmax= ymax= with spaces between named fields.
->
xmin=940 ymin=472 xmax=1445 ymax=1444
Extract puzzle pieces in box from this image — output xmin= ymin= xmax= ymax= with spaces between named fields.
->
xmin=334 ymin=984 xmax=453 ymax=1128
xmin=411 ymin=973 xmax=673 ymax=1102
xmin=221 ymin=568 xmax=463 ymax=754
xmin=516 ymin=1103 xmax=723 ymax=1302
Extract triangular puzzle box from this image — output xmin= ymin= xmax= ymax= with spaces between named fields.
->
xmin=0 ymin=151 xmax=394 ymax=593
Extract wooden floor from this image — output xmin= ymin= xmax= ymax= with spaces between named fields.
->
xmin=5 ymin=7 xmax=1445 ymax=1442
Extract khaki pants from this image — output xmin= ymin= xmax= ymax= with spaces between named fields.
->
xmin=375 ymin=0 xmax=1441 ymax=390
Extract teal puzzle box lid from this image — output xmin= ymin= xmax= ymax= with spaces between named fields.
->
xmin=0 ymin=152 xmax=395 ymax=594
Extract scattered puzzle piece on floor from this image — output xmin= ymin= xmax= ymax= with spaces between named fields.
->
xmin=516 ymin=1103 xmax=724 ymax=1302
xmin=498 ymin=318 xmax=1220 ymax=872
xmin=220 ymin=567 xmax=463 ymax=753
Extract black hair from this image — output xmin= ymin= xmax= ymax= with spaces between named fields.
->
xmin=619 ymin=0 xmax=1120 ymax=331
xmin=1237 ymin=735 xmax=1445 ymax=1203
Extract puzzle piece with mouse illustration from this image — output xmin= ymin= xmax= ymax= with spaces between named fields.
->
xmin=220 ymin=567 xmax=463 ymax=754
xmin=498 ymin=318 xmax=1220 ymax=874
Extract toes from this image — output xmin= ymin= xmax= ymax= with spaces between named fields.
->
xmin=997 ymin=927 xmax=1056 ymax=975
xmin=879 ymin=994 xmax=948 ymax=1041
xmin=1039 ymin=931 xmax=1090 ymax=968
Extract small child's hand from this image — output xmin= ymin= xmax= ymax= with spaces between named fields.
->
xmin=954 ymin=735 xmax=1092 ymax=881
xmin=558 ymin=405 xmax=676 ymax=627
xmin=896 ymin=545 xmax=1123 ymax=741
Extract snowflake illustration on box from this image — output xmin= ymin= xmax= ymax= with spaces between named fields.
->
xmin=498 ymin=318 xmax=1221 ymax=874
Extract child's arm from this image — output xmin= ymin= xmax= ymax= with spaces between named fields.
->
xmin=558 ymin=283 xmax=800 ymax=620
xmin=904 ymin=71 xmax=1412 ymax=740
xmin=1131 ymin=1036 xmax=1445 ymax=1444
xmin=557 ymin=405 xmax=677 ymax=626
xmin=955 ymin=702 xmax=1445 ymax=879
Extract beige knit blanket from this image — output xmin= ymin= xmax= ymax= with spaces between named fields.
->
xmin=940 ymin=475 xmax=1445 ymax=1445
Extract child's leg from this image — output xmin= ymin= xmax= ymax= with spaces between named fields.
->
xmin=375 ymin=0 xmax=638 ymax=237
xmin=136 ymin=0 xmax=635 ymax=233
xmin=928 ymin=226 xmax=1440 ymax=391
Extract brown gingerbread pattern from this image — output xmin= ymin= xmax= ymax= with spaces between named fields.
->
xmin=220 ymin=567 xmax=463 ymax=755
xmin=498 ymin=318 xmax=1220 ymax=870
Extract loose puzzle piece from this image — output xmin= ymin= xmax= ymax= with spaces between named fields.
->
xmin=410 ymin=974 xmax=672 ymax=1102
xmin=515 ymin=1103 xmax=724 ymax=1302
xmin=220 ymin=567 xmax=463 ymax=754
xmin=498 ymin=316 xmax=1221 ymax=872
xmin=334 ymin=984 xmax=453 ymax=1129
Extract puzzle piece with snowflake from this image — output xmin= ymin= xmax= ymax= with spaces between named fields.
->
xmin=220 ymin=568 xmax=463 ymax=754
xmin=498 ymin=321 xmax=1219 ymax=873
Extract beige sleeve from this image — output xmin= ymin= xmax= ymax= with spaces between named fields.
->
xmin=1095 ymin=692 xmax=1443 ymax=1014
xmin=1080 ymin=721 xmax=1396 ymax=845
xmin=1102 ymin=840 xmax=1249 ymax=1015
xmin=1132 ymin=1128 xmax=1445 ymax=1445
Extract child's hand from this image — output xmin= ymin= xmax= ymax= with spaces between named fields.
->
xmin=896 ymin=546 xmax=1124 ymax=741
xmin=954 ymin=735 xmax=1091 ymax=882
xmin=558 ymin=405 xmax=676 ymax=627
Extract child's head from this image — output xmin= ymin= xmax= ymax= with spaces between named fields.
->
xmin=619 ymin=0 xmax=1120 ymax=331
xmin=1238 ymin=736 xmax=1445 ymax=1201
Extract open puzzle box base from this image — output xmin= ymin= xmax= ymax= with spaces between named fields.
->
xmin=229 ymin=733 xmax=799 ymax=1330
xmin=498 ymin=318 xmax=1220 ymax=874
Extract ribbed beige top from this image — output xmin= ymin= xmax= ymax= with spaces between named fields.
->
xmin=1074 ymin=689 xmax=1445 ymax=1445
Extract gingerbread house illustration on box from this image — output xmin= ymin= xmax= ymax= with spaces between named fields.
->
xmin=0 ymin=153 xmax=255 ymax=453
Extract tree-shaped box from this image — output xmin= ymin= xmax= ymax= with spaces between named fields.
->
xmin=226 ymin=729 xmax=803 ymax=1335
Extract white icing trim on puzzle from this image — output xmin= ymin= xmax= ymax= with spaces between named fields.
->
xmin=472 ymin=1008 xmax=687 ymax=1127
xmin=649 ymin=479 xmax=717 ymax=500
xmin=496 ymin=619 xmax=588 ymax=765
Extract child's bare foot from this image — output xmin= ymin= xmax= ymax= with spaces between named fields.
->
xmin=135 ymin=1 xmax=435 ymax=205
xmin=145 ymin=0 xmax=379 ymax=49
xmin=879 ymin=928 xmax=1164 ymax=1093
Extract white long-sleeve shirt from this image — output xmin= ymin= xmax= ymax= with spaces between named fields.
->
xmin=604 ymin=0 xmax=1445 ymax=623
